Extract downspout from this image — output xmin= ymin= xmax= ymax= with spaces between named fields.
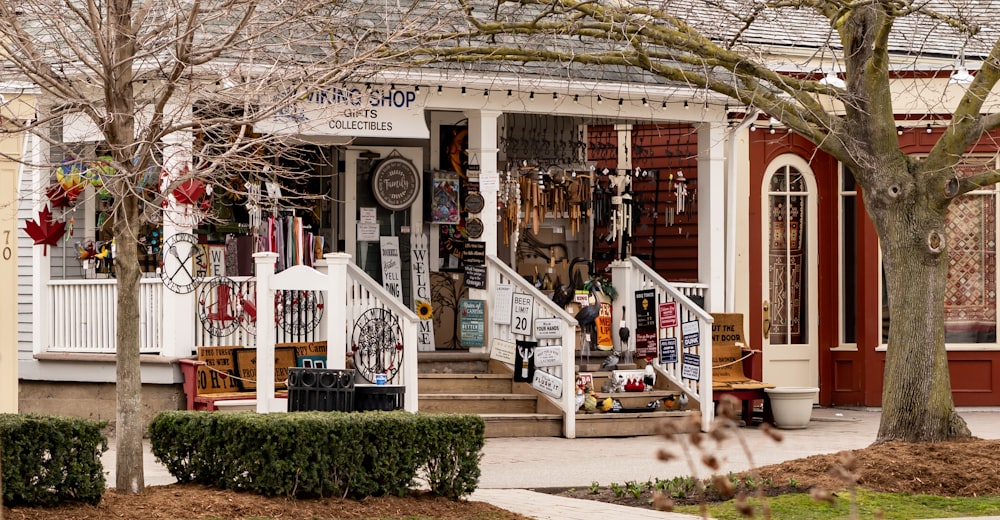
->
xmin=725 ymin=110 xmax=759 ymax=312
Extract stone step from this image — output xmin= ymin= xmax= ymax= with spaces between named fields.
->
xmin=418 ymin=373 xmax=513 ymax=394
xmin=574 ymin=410 xmax=700 ymax=437
xmin=479 ymin=413 xmax=564 ymax=438
xmin=418 ymin=393 xmax=539 ymax=414
xmin=417 ymin=351 xmax=491 ymax=374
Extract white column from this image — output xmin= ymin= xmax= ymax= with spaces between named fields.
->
xmin=30 ymin=132 xmax=50 ymax=357
xmin=254 ymin=252 xmax=278 ymax=413
xmin=160 ymin=128 xmax=196 ymax=358
xmin=697 ymin=122 xmax=727 ymax=312
xmin=322 ymin=252 xmax=350 ymax=370
xmin=465 ymin=110 xmax=500 ymax=352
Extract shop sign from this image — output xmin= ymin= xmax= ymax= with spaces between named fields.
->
xmin=533 ymin=345 xmax=562 ymax=367
xmin=490 ymin=338 xmax=516 ymax=364
xmin=255 ymin=85 xmax=429 ymax=139
xmin=379 ymin=236 xmax=403 ymax=300
xmin=681 ymin=352 xmax=701 ymax=381
xmin=681 ymin=320 xmax=700 ymax=348
xmin=532 ymin=369 xmax=562 ymax=399
xmin=459 ymin=299 xmax=486 ymax=348
xmin=534 ymin=318 xmax=562 ymax=338
xmin=372 ymin=155 xmax=420 ymax=211
xmin=659 ymin=301 xmax=679 ymax=328
xmin=511 ymin=293 xmax=534 ymax=335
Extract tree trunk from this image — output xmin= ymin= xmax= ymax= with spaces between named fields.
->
xmin=871 ymin=188 xmax=972 ymax=443
xmin=113 ymin=192 xmax=145 ymax=494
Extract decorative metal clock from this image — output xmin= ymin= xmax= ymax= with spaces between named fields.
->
xmin=159 ymin=232 xmax=200 ymax=294
xmin=197 ymin=277 xmax=242 ymax=337
xmin=351 ymin=307 xmax=404 ymax=383
xmin=275 ymin=289 xmax=324 ymax=335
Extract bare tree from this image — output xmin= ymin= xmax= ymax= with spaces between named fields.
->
xmin=407 ymin=0 xmax=1000 ymax=443
xmin=0 ymin=0 xmax=445 ymax=493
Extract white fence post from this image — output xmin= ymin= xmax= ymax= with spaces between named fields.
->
xmin=323 ymin=253 xmax=350 ymax=370
xmin=254 ymin=252 xmax=278 ymax=413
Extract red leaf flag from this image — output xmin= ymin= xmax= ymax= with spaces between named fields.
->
xmin=24 ymin=207 xmax=67 ymax=256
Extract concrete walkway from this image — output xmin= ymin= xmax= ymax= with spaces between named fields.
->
xmin=108 ymin=407 xmax=1000 ymax=519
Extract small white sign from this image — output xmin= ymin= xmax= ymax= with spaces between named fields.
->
xmin=511 ymin=293 xmax=534 ymax=335
xmin=531 ymin=369 xmax=563 ymax=399
xmin=681 ymin=320 xmax=701 ymax=348
xmin=358 ymin=222 xmax=380 ymax=241
xmin=534 ymin=318 xmax=563 ymax=338
xmin=534 ymin=345 xmax=562 ymax=367
xmin=494 ymin=285 xmax=514 ymax=325
xmin=490 ymin=338 xmax=517 ymax=365
xmin=360 ymin=207 xmax=378 ymax=222
xmin=479 ymin=170 xmax=500 ymax=193
xmin=682 ymin=353 xmax=701 ymax=381
xmin=379 ymin=236 xmax=403 ymax=301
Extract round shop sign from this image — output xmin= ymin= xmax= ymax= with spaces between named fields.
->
xmin=371 ymin=156 xmax=420 ymax=211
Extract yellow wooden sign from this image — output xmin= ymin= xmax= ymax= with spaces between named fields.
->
xmin=196 ymin=346 xmax=242 ymax=394
xmin=233 ymin=347 xmax=298 ymax=392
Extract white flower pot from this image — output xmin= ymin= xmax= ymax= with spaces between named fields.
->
xmin=764 ymin=387 xmax=818 ymax=429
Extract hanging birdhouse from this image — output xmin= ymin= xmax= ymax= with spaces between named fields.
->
xmin=25 ymin=206 xmax=67 ymax=256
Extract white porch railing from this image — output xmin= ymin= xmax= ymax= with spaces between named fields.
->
xmin=487 ymin=254 xmax=578 ymax=438
xmin=611 ymin=258 xmax=715 ymax=430
xmin=48 ymin=278 xmax=163 ymax=354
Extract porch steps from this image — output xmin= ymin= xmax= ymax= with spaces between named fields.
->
xmin=417 ymin=352 xmax=699 ymax=438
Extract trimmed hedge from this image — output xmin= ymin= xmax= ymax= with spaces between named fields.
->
xmin=149 ymin=410 xmax=484 ymax=499
xmin=0 ymin=414 xmax=108 ymax=506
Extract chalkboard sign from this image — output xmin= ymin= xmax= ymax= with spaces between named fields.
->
xmin=463 ymin=241 xmax=486 ymax=266
xmin=465 ymin=264 xmax=486 ymax=289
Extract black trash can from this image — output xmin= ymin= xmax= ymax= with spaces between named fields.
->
xmin=287 ymin=368 xmax=355 ymax=412
xmin=354 ymin=385 xmax=405 ymax=411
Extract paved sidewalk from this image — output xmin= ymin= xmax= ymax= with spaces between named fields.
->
xmin=109 ymin=407 xmax=1000 ymax=520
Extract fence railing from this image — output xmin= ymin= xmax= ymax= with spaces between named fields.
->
xmin=487 ymin=254 xmax=578 ymax=438
xmin=612 ymin=258 xmax=715 ymax=429
xmin=48 ymin=278 xmax=163 ymax=354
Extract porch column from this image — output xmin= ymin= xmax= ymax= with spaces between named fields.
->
xmin=254 ymin=252 xmax=279 ymax=413
xmin=697 ymin=122 xmax=727 ymax=313
xmin=29 ymin=132 xmax=50 ymax=357
xmin=160 ymin=127 xmax=196 ymax=358
xmin=465 ymin=109 xmax=500 ymax=350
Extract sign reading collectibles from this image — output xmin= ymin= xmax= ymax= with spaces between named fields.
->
xmin=256 ymin=85 xmax=429 ymax=139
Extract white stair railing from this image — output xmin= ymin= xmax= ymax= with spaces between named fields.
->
xmin=487 ymin=254 xmax=578 ymax=438
xmin=612 ymin=258 xmax=715 ymax=430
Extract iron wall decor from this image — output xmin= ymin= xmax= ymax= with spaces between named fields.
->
xmin=371 ymin=151 xmax=420 ymax=211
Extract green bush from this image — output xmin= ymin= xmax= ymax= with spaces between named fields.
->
xmin=0 ymin=414 xmax=108 ymax=506
xmin=149 ymin=410 xmax=484 ymax=499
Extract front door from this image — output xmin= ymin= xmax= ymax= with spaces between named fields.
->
xmin=761 ymin=158 xmax=819 ymax=389
xmin=344 ymin=147 xmax=424 ymax=306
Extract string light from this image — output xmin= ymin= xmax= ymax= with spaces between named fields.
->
xmin=483 ymin=89 xmax=489 ymax=97
xmin=507 ymin=89 xmax=512 ymax=96
xmin=618 ymin=98 xmax=623 ymax=106
xmin=661 ymin=101 xmax=667 ymax=110
xmin=750 ymin=123 xmax=756 ymax=132
xmin=897 ymin=126 xmax=904 ymax=135
xmin=926 ymin=123 xmax=933 ymax=134
xmin=461 ymin=86 xmax=466 ymax=96
xmin=597 ymin=95 xmax=603 ymax=104
xmin=769 ymin=124 xmax=775 ymax=134
xmin=414 ymin=85 xmax=420 ymax=92
xmin=553 ymin=92 xmax=558 ymax=100
xmin=529 ymin=91 xmax=535 ymax=99
xmin=684 ymin=100 xmax=689 ymax=109
xmin=574 ymin=94 xmax=580 ymax=103
xmin=436 ymin=85 xmax=442 ymax=95
xmin=641 ymin=98 xmax=648 ymax=106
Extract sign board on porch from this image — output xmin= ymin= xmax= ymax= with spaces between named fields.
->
xmin=410 ymin=233 xmax=436 ymax=351
xmin=278 ymin=341 xmax=327 ymax=368
xmin=681 ymin=353 xmax=701 ymax=381
xmin=233 ymin=346 xmax=298 ymax=392
xmin=379 ymin=236 xmax=403 ymax=300
xmin=493 ymin=284 xmax=514 ymax=325
xmin=357 ymin=221 xmax=380 ymax=241
xmin=464 ymin=264 xmax=486 ymax=289
xmin=532 ymin=369 xmax=562 ymax=399
xmin=462 ymin=241 xmax=485 ymax=266
xmin=659 ymin=301 xmax=679 ymax=329
xmin=534 ymin=318 xmax=562 ymax=338
xmin=510 ymin=293 xmax=534 ymax=335
xmin=659 ymin=337 xmax=678 ymax=364
xmin=490 ymin=338 xmax=517 ymax=364
xmin=196 ymin=346 xmax=242 ymax=394
xmin=635 ymin=289 xmax=656 ymax=328
xmin=681 ymin=320 xmax=701 ymax=348
xmin=459 ymin=299 xmax=486 ymax=348
xmin=533 ymin=345 xmax=562 ymax=367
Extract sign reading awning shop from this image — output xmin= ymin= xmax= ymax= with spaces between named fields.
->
xmin=255 ymin=85 xmax=429 ymax=139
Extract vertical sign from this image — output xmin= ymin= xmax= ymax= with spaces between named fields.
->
xmin=494 ymin=284 xmax=514 ymax=325
xmin=207 ymin=245 xmax=226 ymax=276
xmin=511 ymin=293 xmax=534 ymax=336
xmin=411 ymin=233 xmax=435 ymax=351
xmin=459 ymin=299 xmax=486 ymax=348
xmin=379 ymin=236 xmax=403 ymax=300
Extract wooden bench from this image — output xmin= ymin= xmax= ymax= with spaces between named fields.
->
xmin=711 ymin=313 xmax=775 ymax=425
xmin=179 ymin=358 xmax=286 ymax=411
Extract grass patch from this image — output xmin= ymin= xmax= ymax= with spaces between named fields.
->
xmin=673 ymin=488 xmax=1000 ymax=519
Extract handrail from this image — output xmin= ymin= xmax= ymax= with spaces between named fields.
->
xmin=487 ymin=255 xmax=577 ymax=438
xmin=346 ymin=262 xmax=420 ymax=412
xmin=619 ymin=257 xmax=716 ymax=430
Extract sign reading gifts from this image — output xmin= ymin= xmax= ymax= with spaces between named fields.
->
xmin=255 ymin=85 xmax=429 ymax=139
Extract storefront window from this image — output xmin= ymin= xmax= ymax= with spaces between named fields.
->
xmin=840 ymin=168 xmax=857 ymax=345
